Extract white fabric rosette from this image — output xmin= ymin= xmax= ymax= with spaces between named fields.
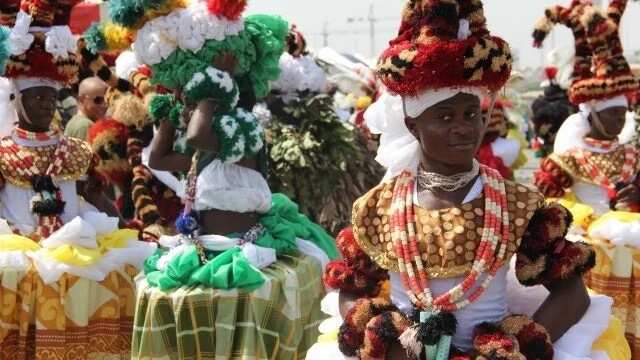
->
xmin=9 ymin=11 xmax=34 ymax=56
xmin=28 ymin=215 xmax=156 ymax=284
xmin=365 ymin=91 xmax=421 ymax=179
xmin=271 ymin=53 xmax=327 ymax=101
xmin=133 ymin=1 xmax=244 ymax=66
xmin=0 ymin=77 xmax=18 ymax=139
xmin=40 ymin=216 xmax=98 ymax=249
xmin=44 ymin=26 xmax=76 ymax=59
xmin=115 ymin=50 xmax=141 ymax=80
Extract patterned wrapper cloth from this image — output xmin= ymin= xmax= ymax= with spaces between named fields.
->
xmin=131 ymin=254 xmax=326 ymax=359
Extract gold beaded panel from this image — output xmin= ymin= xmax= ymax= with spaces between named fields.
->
xmin=550 ymin=145 xmax=640 ymax=185
xmin=352 ymin=178 xmax=543 ymax=276
xmin=0 ymin=137 xmax=92 ymax=188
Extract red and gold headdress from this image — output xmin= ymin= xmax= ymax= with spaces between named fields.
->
xmin=0 ymin=0 xmax=81 ymax=89
xmin=533 ymin=0 xmax=639 ymax=105
xmin=377 ymin=0 xmax=512 ymax=98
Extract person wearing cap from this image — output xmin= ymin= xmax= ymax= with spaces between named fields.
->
xmin=533 ymin=0 xmax=640 ymax=356
xmin=0 ymin=1 xmax=156 ymax=358
xmin=309 ymin=1 xmax=628 ymax=359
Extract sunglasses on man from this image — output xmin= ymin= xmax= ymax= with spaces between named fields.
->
xmin=83 ymin=95 xmax=105 ymax=105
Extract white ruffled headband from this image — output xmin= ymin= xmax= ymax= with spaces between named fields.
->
xmin=13 ymin=78 xmax=61 ymax=91
xmin=554 ymin=95 xmax=635 ymax=155
xmin=577 ymin=94 xmax=629 ymax=115
xmin=366 ymin=87 xmax=487 ymax=179
xmin=403 ymin=87 xmax=489 ymax=118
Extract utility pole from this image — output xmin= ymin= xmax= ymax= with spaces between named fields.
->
xmin=368 ymin=0 xmax=376 ymax=58
xmin=322 ymin=21 xmax=329 ymax=47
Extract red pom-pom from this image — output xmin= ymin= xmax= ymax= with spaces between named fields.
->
xmin=481 ymin=97 xmax=512 ymax=112
xmin=323 ymin=260 xmax=351 ymax=289
xmin=476 ymin=144 xmax=510 ymax=179
xmin=137 ymin=65 xmax=152 ymax=77
xmin=544 ymin=66 xmax=558 ymax=81
xmin=207 ymin=0 xmax=247 ymax=21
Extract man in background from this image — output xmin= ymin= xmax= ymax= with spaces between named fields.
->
xmin=65 ymin=77 xmax=108 ymax=140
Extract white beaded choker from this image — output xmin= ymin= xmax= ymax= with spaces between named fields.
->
xmin=417 ymin=160 xmax=480 ymax=192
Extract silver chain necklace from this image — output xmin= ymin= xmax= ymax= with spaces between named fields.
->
xmin=417 ymin=160 xmax=480 ymax=193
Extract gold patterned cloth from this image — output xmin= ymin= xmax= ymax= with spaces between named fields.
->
xmin=550 ymin=145 xmax=640 ymax=186
xmin=352 ymin=178 xmax=542 ymax=275
xmin=584 ymin=237 xmax=640 ymax=358
xmin=0 ymin=265 xmax=138 ymax=359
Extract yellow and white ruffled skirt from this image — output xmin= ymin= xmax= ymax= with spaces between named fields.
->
xmin=0 ymin=215 xmax=156 ymax=359
xmin=573 ymin=209 xmax=640 ymax=359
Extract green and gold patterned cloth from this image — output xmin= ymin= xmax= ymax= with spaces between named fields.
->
xmin=131 ymin=253 xmax=326 ymax=360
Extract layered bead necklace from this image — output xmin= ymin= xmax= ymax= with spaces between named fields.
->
xmin=417 ymin=160 xmax=480 ymax=193
xmin=572 ymin=143 xmax=637 ymax=193
xmin=391 ymin=165 xmax=509 ymax=312
xmin=13 ymin=127 xmax=60 ymax=142
xmin=583 ymin=137 xmax=619 ymax=152
xmin=3 ymin=128 xmax=69 ymax=238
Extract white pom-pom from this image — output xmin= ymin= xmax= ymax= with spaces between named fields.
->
xmin=115 ymin=51 xmax=141 ymax=80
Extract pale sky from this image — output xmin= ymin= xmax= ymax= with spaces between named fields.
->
xmin=246 ymin=0 xmax=640 ymax=70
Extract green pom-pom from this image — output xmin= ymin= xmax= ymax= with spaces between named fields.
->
xmin=213 ymin=113 xmax=243 ymax=163
xmin=149 ymin=94 xmax=176 ymax=122
xmin=235 ymin=108 xmax=263 ymax=155
xmin=212 ymin=108 xmax=264 ymax=163
xmin=83 ymin=22 xmax=106 ymax=54
xmin=145 ymin=14 xmax=285 ymax=100
xmin=150 ymin=32 xmax=255 ymax=91
xmin=243 ymin=15 xmax=289 ymax=99
xmin=169 ymin=102 xmax=185 ymax=128
xmin=0 ymin=26 xmax=9 ymax=75
xmin=247 ymin=15 xmax=289 ymax=43
xmin=183 ymin=67 xmax=239 ymax=113
xmin=109 ymin=0 xmax=146 ymax=27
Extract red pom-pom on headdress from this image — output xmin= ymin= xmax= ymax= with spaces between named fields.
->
xmin=544 ymin=66 xmax=558 ymax=81
xmin=207 ymin=0 xmax=247 ymax=21
xmin=481 ymin=97 xmax=511 ymax=112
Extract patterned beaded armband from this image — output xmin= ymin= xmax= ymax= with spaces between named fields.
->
xmin=323 ymin=227 xmax=389 ymax=297
xmin=183 ymin=67 xmax=240 ymax=114
xmin=212 ymin=108 xmax=264 ymax=163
